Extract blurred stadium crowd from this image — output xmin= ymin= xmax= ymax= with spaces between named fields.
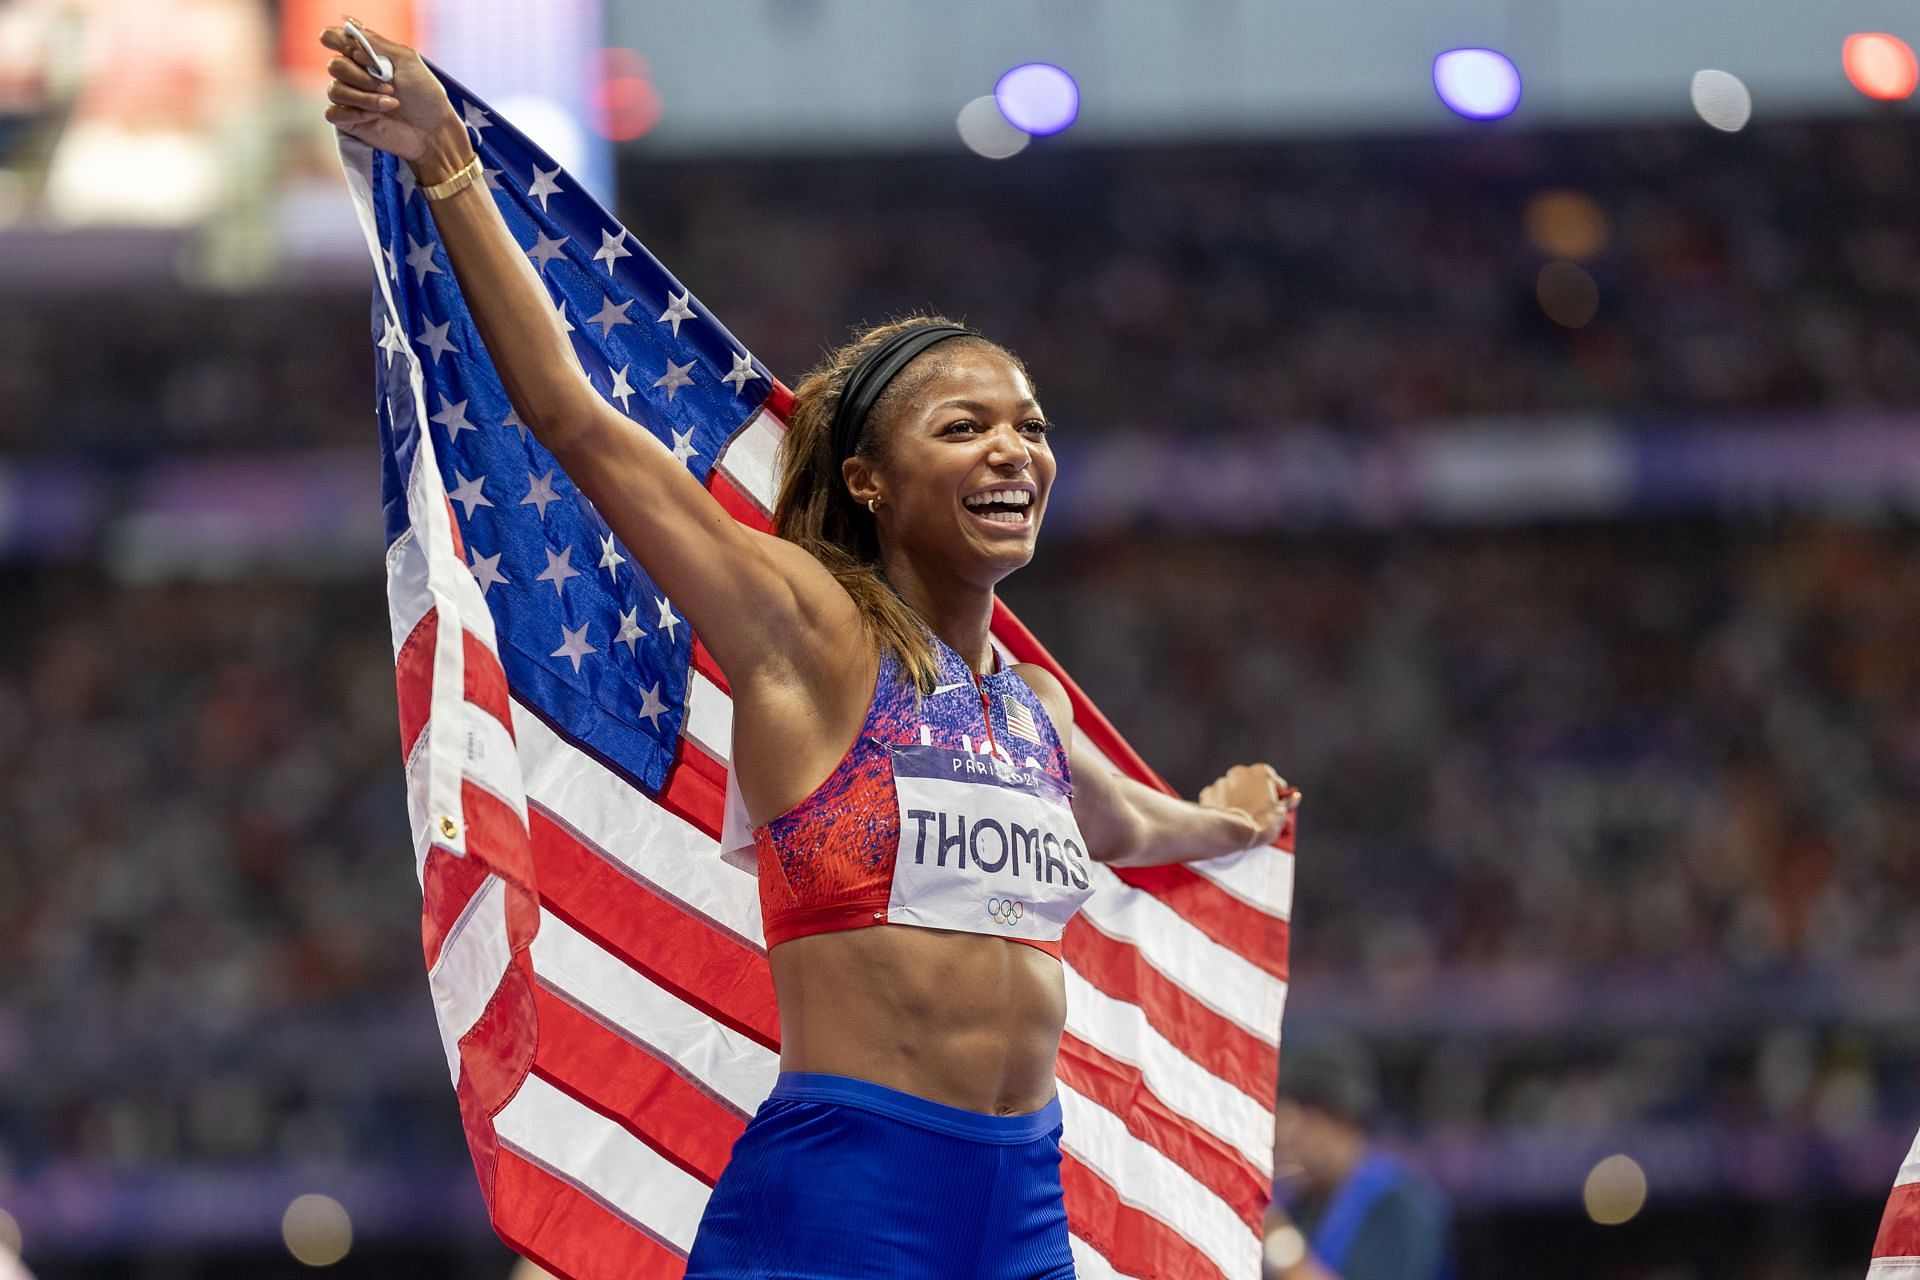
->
xmin=5 ymin=113 xmax=1919 ymax=1275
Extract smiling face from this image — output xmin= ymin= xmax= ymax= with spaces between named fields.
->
xmin=843 ymin=342 xmax=1055 ymax=591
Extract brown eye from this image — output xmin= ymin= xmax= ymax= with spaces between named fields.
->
xmin=943 ymin=420 xmax=981 ymax=435
xmin=1021 ymin=419 xmax=1053 ymax=436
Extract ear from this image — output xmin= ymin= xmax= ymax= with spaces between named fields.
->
xmin=842 ymin=455 xmax=882 ymax=510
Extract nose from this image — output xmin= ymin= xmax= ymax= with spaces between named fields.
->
xmin=984 ymin=422 xmax=1032 ymax=473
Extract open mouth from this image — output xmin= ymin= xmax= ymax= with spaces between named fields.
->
xmin=962 ymin=486 xmax=1036 ymax=526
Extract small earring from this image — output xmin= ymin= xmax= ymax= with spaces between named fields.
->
xmin=867 ymin=497 xmax=879 ymax=514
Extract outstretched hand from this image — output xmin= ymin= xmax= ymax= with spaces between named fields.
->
xmin=1198 ymin=763 xmax=1299 ymax=850
xmin=317 ymin=20 xmax=457 ymax=161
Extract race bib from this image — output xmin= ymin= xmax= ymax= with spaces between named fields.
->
xmin=886 ymin=743 xmax=1094 ymax=943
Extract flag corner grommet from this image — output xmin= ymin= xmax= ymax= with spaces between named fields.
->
xmin=438 ymin=815 xmax=460 ymax=841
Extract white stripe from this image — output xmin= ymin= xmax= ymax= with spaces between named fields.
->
xmin=1075 ymin=732 xmax=1292 ymax=919
xmin=683 ymin=670 xmax=732 ymax=764
xmin=510 ymin=696 xmax=766 ymax=946
xmin=426 ymin=874 xmax=513 ymax=1081
xmin=494 ymin=1073 xmax=711 ymax=1253
xmin=1897 ymin=1128 xmax=1920 ymax=1187
xmin=1059 ymin=1082 xmax=1261 ymax=1280
xmin=461 ymin=700 xmax=530 ymax=829
xmin=1069 ymin=1233 xmax=1137 ymax=1280
xmin=386 ymin=528 xmax=431 ymax=654
xmin=1062 ymin=965 xmax=1274 ymax=1177
xmin=1869 ymin=1261 xmax=1920 ymax=1277
xmin=531 ymin=910 xmax=779 ymax=1113
xmin=1080 ymin=862 xmax=1285 ymax=1045
xmin=713 ymin=405 xmax=782 ymax=512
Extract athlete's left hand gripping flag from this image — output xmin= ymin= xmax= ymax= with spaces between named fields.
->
xmin=341 ymin=62 xmax=1295 ymax=1280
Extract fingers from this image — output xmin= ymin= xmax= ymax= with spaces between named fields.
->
xmin=324 ymin=103 xmax=375 ymax=129
xmin=327 ymin=54 xmax=389 ymax=94
xmin=328 ymin=79 xmax=398 ymax=112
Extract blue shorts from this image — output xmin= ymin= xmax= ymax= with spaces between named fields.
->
xmin=685 ymin=1071 xmax=1076 ymax=1279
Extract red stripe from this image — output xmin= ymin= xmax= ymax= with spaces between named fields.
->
xmin=531 ymin=984 xmax=748 ymax=1184
xmin=420 ymin=844 xmax=490 ymax=970
xmin=1056 ymin=1032 xmax=1269 ymax=1232
xmin=457 ymin=947 xmax=538 ymax=1118
xmin=1066 ymin=916 xmax=1278 ymax=1105
xmin=706 ymin=470 xmax=773 ymax=531
xmin=1875 ymin=1181 xmax=1920 ymax=1259
xmin=764 ymin=380 xmax=795 ymax=421
xmin=691 ymin=634 xmax=730 ymax=694
xmin=462 ymin=778 xmax=538 ymax=897
xmin=461 ymin=627 xmax=513 ymax=736
xmin=531 ymin=803 xmax=779 ymax=1047
xmin=395 ymin=607 xmax=436 ymax=759
xmin=657 ymin=736 xmax=728 ymax=841
xmin=492 ymin=1147 xmax=688 ymax=1280
xmin=1060 ymin=1153 xmax=1229 ymax=1280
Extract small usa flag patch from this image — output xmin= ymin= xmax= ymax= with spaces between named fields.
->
xmin=1006 ymin=696 xmax=1044 ymax=745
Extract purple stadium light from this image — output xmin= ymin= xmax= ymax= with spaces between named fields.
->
xmin=1433 ymin=47 xmax=1523 ymax=120
xmin=994 ymin=62 xmax=1080 ymax=136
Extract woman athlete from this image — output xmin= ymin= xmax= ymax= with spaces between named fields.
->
xmin=321 ymin=23 xmax=1298 ymax=1280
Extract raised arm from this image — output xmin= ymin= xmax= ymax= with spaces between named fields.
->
xmin=1016 ymin=665 xmax=1299 ymax=867
xmin=318 ymin=24 xmax=858 ymax=692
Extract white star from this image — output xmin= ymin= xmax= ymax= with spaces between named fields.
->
xmin=430 ymin=395 xmax=477 ymax=441
xmin=528 ymin=164 xmax=564 ymax=211
xmin=381 ymin=244 xmax=399 ymax=285
xmin=551 ymin=621 xmax=596 ymax=673
xmin=657 ymin=290 xmax=695 ymax=337
xmin=587 ymin=295 xmax=634 ymax=338
xmin=377 ymin=316 xmax=408 ymax=367
xmin=415 ymin=319 xmax=459 ymax=365
xmin=597 ymin=532 xmax=625 ymax=579
xmin=669 ymin=428 xmax=698 ymax=466
xmin=635 ymin=681 xmax=669 ymax=729
xmin=609 ymin=364 xmax=636 ymax=411
xmin=503 ymin=406 xmax=528 ymax=439
xmin=551 ymin=295 xmax=575 ymax=334
xmin=405 ymin=234 xmax=441 ymax=285
xmin=482 ymin=166 xmax=504 ymax=192
xmin=535 ymin=544 xmax=582 ymax=597
xmin=526 ymin=229 xmax=568 ymax=271
xmin=461 ymin=100 xmax=492 ymax=134
xmin=468 ymin=548 xmax=508 ymax=595
xmin=448 ymin=470 xmax=491 ymax=517
xmin=520 ymin=469 xmax=562 ymax=519
xmin=721 ymin=350 xmax=759 ymax=395
xmin=614 ymin=606 xmax=646 ymax=655
xmin=654 ymin=595 xmax=681 ymax=640
xmin=593 ymin=228 xmax=632 ymax=273
xmin=396 ymin=161 xmax=418 ymax=202
xmin=653 ymin=358 xmax=695 ymax=401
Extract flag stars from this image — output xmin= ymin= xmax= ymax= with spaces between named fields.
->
xmin=377 ymin=316 xmax=408 ymax=367
xmin=654 ymin=358 xmax=695 ymax=401
xmin=593 ymin=228 xmax=632 ymax=273
xmin=587 ymin=295 xmax=634 ymax=338
xmin=551 ymin=295 xmax=575 ymax=334
xmin=460 ymin=100 xmax=492 ymax=135
xmin=469 ymin=548 xmax=509 ymax=595
xmin=536 ymin=544 xmax=582 ymax=596
xmin=609 ymin=364 xmax=636 ymax=411
xmin=381 ymin=243 xmax=399 ymax=285
xmin=614 ymin=607 xmax=646 ymax=655
xmin=670 ymin=428 xmax=698 ymax=466
xmin=597 ymin=532 xmax=626 ymax=580
xmin=431 ymin=395 xmax=478 ymax=442
xmin=657 ymin=290 xmax=695 ymax=337
xmin=448 ymin=470 xmax=492 ymax=517
xmin=405 ymin=234 xmax=442 ymax=285
xmin=482 ymin=165 xmax=504 ymax=192
xmin=528 ymin=164 xmax=564 ymax=211
xmin=526 ymin=229 xmax=568 ymax=271
xmin=521 ymin=469 xmax=562 ymax=519
xmin=551 ymin=621 xmax=596 ymax=673
xmin=396 ymin=160 xmax=418 ymax=201
xmin=722 ymin=350 xmax=760 ymax=395
xmin=636 ymin=681 xmax=669 ymax=729
xmin=415 ymin=319 xmax=459 ymax=365
xmin=503 ymin=406 xmax=529 ymax=439
xmin=655 ymin=595 xmax=681 ymax=640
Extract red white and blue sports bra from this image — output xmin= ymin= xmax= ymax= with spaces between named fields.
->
xmin=748 ymin=636 xmax=1095 ymax=959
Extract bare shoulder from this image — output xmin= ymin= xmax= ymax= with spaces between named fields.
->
xmin=1010 ymin=662 xmax=1074 ymax=733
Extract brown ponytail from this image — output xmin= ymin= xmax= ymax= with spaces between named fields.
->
xmin=773 ymin=315 xmax=1027 ymax=694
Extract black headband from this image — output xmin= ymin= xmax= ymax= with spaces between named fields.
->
xmin=831 ymin=323 xmax=976 ymax=466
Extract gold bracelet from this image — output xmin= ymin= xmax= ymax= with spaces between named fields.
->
xmin=419 ymin=153 xmax=484 ymax=202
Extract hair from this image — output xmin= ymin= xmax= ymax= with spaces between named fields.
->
xmin=772 ymin=314 xmax=1031 ymax=694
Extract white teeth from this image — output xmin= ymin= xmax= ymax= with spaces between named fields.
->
xmin=963 ymin=489 xmax=1032 ymax=509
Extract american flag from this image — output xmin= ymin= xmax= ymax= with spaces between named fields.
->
xmin=1872 ymin=1134 xmax=1920 ymax=1276
xmin=340 ymin=65 xmax=1293 ymax=1280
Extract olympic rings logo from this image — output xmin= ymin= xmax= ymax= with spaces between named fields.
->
xmin=987 ymin=897 xmax=1025 ymax=927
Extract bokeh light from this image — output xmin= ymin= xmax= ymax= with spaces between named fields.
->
xmin=1843 ymin=33 xmax=1919 ymax=101
xmin=281 ymin=1194 xmax=352 ymax=1267
xmin=1583 ymin=1154 xmax=1649 ymax=1224
xmin=496 ymin=94 xmax=589 ymax=175
xmin=995 ymin=63 xmax=1079 ymax=136
xmin=1433 ymin=48 xmax=1522 ymax=120
xmin=590 ymin=47 xmax=662 ymax=141
xmin=1263 ymin=1223 xmax=1307 ymax=1271
xmin=1690 ymin=69 xmax=1753 ymax=131
xmin=1525 ymin=190 xmax=1609 ymax=260
xmin=957 ymin=95 xmax=1031 ymax=159
xmin=1538 ymin=261 xmax=1601 ymax=328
